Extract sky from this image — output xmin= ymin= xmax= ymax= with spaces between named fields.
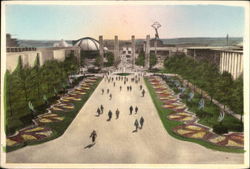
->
xmin=5 ymin=4 xmax=245 ymax=40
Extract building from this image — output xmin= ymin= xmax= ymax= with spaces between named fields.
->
xmin=72 ymin=37 xmax=109 ymax=71
xmin=6 ymin=34 xmax=19 ymax=47
xmin=185 ymin=44 xmax=243 ymax=79
xmin=53 ymin=39 xmax=70 ymax=47
xmin=6 ymin=46 xmax=81 ymax=72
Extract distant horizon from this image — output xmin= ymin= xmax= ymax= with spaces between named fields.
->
xmin=16 ymin=36 xmax=243 ymax=41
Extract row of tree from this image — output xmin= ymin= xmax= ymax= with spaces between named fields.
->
xmin=164 ymin=54 xmax=243 ymax=121
xmin=135 ymin=50 xmax=157 ymax=68
xmin=5 ymin=53 xmax=79 ymax=135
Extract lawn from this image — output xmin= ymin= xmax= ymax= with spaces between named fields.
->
xmin=116 ymin=73 xmax=131 ymax=76
xmin=6 ymin=77 xmax=102 ymax=152
xmin=144 ymin=77 xmax=244 ymax=153
xmin=164 ymin=76 xmax=243 ymax=133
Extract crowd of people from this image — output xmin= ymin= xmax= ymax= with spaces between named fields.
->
xmin=89 ymin=72 xmax=146 ymax=145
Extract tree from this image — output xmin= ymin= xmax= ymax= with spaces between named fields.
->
xmin=5 ymin=70 xmax=14 ymax=117
xmin=150 ymin=53 xmax=157 ymax=69
xmin=135 ymin=50 xmax=145 ymax=66
xmin=104 ymin=52 xmax=114 ymax=67
xmin=231 ymin=74 xmax=243 ymax=122
xmin=215 ymin=71 xmax=234 ymax=110
xmin=64 ymin=53 xmax=79 ymax=76
xmin=13 ymin=56 xmax=30 ymax=104
xmin=94 ymin=55 xmax=102 ymax=67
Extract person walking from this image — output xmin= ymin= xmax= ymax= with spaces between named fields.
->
xmin=140 ymin=116 xmax=144 ymax=129
xmin=130 ymin=86 xmax=132 ymax=91
xmin=135 ymin=106 xmax=138 ymax=114
xmin=142 ymin=89 xmax=145 ymax=97
xmin=96 ymin=108 xmax=101 ymax=116
xmin=90 ymin=130 xmax=97 ymax=143
xmin=107 ymin=89 xmax=109 ymax=94
xmin=140 ymin=85 xmax=142 ymax=90
xmin=101 ymin=89 xmax=104 ymax=95
xmin=115 ymin=109 xmax=120 ymax=119
xmin=120 ymin=86 xmax=122 ymax=91
xmin=134 ymin=119 xmax=139 ymax=132
xmin=109 ymin=93 xmax=112 ymax=100
xmin=113 ymin=82 xmax=115 ymax=87
xmin=129 ymin=106 xmax=133 ymax=115
xmin=107 ymin=110 xmax=112 ymax=121
xmin=100 ymin=105 xmax=104 ymax=114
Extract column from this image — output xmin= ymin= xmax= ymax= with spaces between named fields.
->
xmin=230 ymin=52 xmax=234 ymax=77
xmin=235 ymin=53 xmax=239 ymax=79
xmin=220 ymin=52 xmax=224 ymax=73
xmin=233 ymin=53 xmax=237 ymax=79
xmin=222 ymin=52 xmax=226 ymax=72
xmin=99 ymin=35 xmax=104 ymax=67
xmin=239 ymin=53 xmax=243 ymax=75
xmin=131 ymin=35 xmax=135 ymax=69
xmin=145 ymin=35 xmax=150 ymax=69
xmin=226 ymin=52 xmax=230 ymax=73
xmin=114 ymin=35 xmax=119 ymax=62
xmin=238 ymin=53 xmax=242 ymax=77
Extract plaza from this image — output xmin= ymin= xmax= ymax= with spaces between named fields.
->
xmin=7 ymin=71 xmax=243 ymax=164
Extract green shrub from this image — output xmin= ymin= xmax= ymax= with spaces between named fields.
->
xmin=213 ymin=124 xmax=228 ymax=135
xmin=163 ymin=54 xmax=243 ymax=122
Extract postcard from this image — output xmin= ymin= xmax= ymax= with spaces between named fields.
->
xmin=1 ymin=1 xmax=249 ymax=169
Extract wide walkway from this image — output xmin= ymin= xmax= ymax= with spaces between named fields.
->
xmin=7 ymin=73 xmax=244 ymax=164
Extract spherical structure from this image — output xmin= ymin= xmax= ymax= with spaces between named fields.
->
xmin=53 ymin=39 xmax=69 ymax=47
xmin=73 ymin=37 xmax=100 ymax=51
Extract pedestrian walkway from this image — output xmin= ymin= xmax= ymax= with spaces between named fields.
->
xmin=7 ymin=74 xmax=243 ymax=164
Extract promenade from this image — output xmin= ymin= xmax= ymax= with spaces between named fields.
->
xmin=7 ymin=73 xmax=243 ymax=164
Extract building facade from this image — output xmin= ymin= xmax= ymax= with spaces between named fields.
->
xmin=186 ymin=46 xmax=243 ymax=79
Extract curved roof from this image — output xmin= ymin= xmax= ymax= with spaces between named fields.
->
xmin=53 ymin=39 xmax=69 ymax=47
xmin=74 ymin=37 xmax=100 ymax=51
xmin=235 ymin=42 xmax=243 ymax=47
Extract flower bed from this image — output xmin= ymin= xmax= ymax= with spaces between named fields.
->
xmin=147 ymin=76 xmax=244 ymax=150
xmin=6 ymin=76 xmax=101 ymax=151
xmin=51 ymin=102 xmax=75 ymax=111
xmin=168 ymin=112 xmax=197 ymax=123
xmin=6 ymin=126 xmax=53 ymax=147
xmin=35 ymin=113 xmax=65 ymax=124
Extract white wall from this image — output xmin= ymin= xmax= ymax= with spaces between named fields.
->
xmin=5 ymin=48 xmax=75 ymax=72
xmin=6 ymin=51 xmax=42 ymax=71
xmin=219 ymin=51 xmax=243 ymax=79
xmin=53 ymin=49 xmax=66 ymax=62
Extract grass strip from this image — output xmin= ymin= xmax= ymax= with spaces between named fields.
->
xmin=6 ymin=78 xmax=102 ymax=152
xmin=144 ymin=77 xmax=244 ymax=153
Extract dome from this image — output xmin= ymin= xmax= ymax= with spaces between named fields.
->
xmin=74 ymin=37 xmax=100 ymax=51
xmin=53 ymin=39 xmax=69 ymax=47
xmin=235 ymin=42 xmax=243 ymax=47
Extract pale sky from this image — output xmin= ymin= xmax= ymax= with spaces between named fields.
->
xmin=5 ymin=4 xmax=245 ymax=40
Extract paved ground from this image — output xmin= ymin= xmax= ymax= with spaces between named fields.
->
xmin=7 ymin=73 xmax=244 ymax=164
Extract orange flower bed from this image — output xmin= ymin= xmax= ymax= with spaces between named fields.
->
xmin=35 ymin=113 xmax=64 ymax=124
xmin=7 ymin=126 xmax=53 ymax=147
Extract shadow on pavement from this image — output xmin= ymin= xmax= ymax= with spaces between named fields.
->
xmin=84 ymin=143 xmax=95 ymax=149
